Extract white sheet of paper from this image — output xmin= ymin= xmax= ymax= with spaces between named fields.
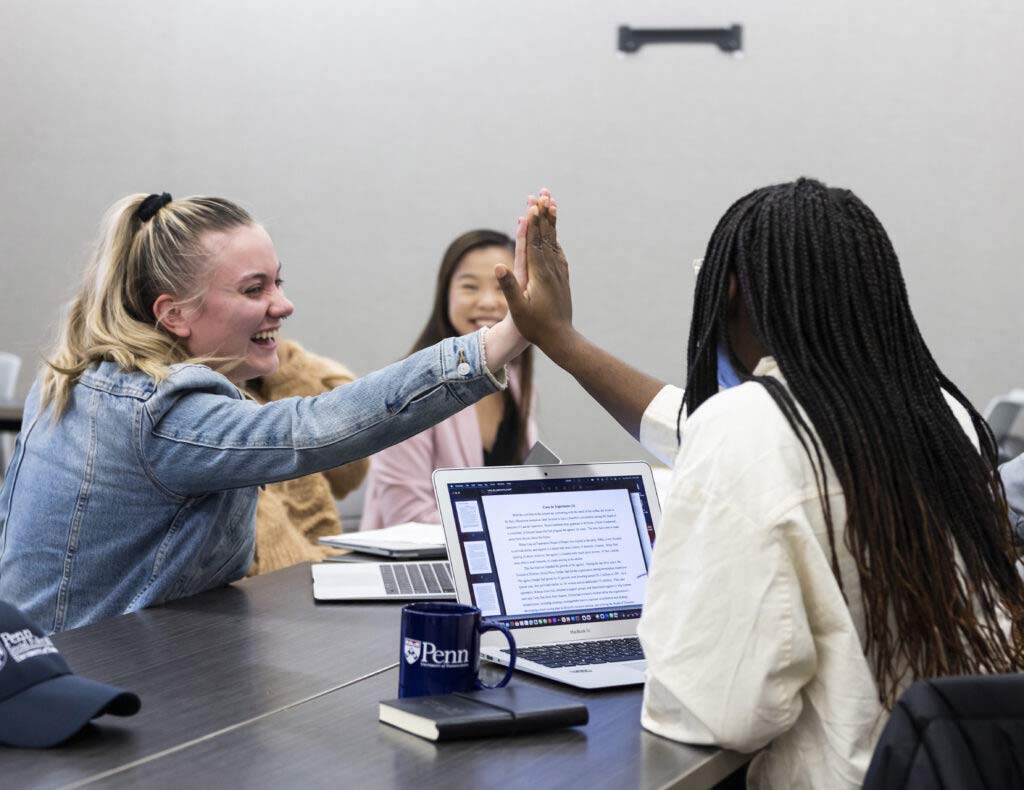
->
xmin=318 ymin=522 xmax=444 ymax=549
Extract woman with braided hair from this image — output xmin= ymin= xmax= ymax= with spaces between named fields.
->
xmin=500 ymin=183 xmax=1024 ymax=789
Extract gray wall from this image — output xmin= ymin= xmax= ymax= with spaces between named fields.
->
xmin=2 ymin=0 xmax=1021 ymax=463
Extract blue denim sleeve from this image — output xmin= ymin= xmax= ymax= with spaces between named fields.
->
xmin=141 ymin=332 xmax=503 ymax=497
xmin=1000 ymin=454 xmax=1024 ymax=542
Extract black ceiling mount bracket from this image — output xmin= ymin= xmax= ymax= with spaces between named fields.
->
xmin=618 ymin=25 xmax=743 ymax=55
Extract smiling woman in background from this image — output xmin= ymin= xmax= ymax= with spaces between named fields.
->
xmin=0 ymin=194 xmax=541 ymax=632
xmin=360 ymin=230 xmax=537 ymax=530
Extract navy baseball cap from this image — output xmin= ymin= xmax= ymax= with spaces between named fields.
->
xmin=0 ymin=601 xmax=141 ymax=748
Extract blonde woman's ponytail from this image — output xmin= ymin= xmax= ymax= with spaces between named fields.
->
xmin=41 ymin=193 xmax=254 ymax=418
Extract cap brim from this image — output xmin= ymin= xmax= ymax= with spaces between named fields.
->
xmin=0 ymin=674 xmax=141 ymax=748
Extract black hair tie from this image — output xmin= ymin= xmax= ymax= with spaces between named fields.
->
xmin=137 ymin=192 xmax=173 ymax=222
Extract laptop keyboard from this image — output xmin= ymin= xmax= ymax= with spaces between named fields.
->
xmin=502 ymin=637 xmax=644 ymax=668
xmin=380 ymin=562 xmax=455 ymax=596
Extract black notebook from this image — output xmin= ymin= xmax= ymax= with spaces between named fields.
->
xmin=379 ymin=685 xmax=589 ymax=741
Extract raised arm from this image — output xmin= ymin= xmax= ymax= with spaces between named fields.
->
xmin=496 ymin=193 xmax=666 ymax=440
xmin=143 ymin=333 xmax=502 ymax=497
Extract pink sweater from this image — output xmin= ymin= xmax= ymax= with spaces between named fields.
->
xmin=360 ymin=374 xmax=537 ymax=530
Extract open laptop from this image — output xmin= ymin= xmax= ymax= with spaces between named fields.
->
xmin=311 ymin=442 xmax=563 ymax=601
xmin=311 ymin=560 xmax=456 ymax=601
xmin=433 ymin=462 xmax=660 ymax=690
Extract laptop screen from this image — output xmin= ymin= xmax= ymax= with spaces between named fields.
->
xmin=441 ymin=474 xmax=657 ymax=631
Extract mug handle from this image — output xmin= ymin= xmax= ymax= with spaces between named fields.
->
xmin=476 ymin=619 xmax=516 ymax=689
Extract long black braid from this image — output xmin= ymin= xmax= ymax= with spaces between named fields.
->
xmin=677 ymin=178 xmax=1024 ymax=705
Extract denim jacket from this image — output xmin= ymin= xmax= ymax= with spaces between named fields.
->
xmin=0 ymin=332 xmax=502 ymax=632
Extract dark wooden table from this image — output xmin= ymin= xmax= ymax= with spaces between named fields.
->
xmin=3 ymin=564 xmax=749 ymax=790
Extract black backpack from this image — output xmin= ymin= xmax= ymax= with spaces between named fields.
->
xmin=863 ymin=674 xmax=1024 ymax=789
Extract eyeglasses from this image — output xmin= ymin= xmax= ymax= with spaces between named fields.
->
xmin=692 ymin=257 xmax=704 ymax=276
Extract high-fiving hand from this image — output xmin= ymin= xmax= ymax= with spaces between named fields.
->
xmin=494 ymin=187 xmax=665 ymax=439
xmin=497 ymin=189 xmax=574 ymax=351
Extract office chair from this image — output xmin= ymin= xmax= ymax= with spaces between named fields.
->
xmin=984 ymin=389 xmax=1024 ymax=464
xmin=0 ymin=351 xmax=22 ymax=480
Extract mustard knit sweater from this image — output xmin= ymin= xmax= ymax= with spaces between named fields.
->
xmin=245 ymin=340 xmax=369 ymax=575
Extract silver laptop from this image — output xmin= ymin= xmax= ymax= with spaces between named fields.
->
xmin=311 ymin=560 xmax=456 ymax=601
xmin=433 ymin=462 xmax=660 ymax=690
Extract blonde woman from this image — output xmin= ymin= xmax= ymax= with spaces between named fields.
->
xmin=0 ymin=192 xmax=551 ymax=632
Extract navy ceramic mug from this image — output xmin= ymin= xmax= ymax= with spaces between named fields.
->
xmin=398 ymin=602 xmax=516 ymax=698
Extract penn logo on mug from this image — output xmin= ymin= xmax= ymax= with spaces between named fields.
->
xmin=403 ymin=638 xmax=422 ymax=665
xmin=398 ymin=602 xmax=516 ymax=698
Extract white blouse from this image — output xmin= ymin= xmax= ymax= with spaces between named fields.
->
xmin=636 ymin=358 xmax=977 ymax=789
